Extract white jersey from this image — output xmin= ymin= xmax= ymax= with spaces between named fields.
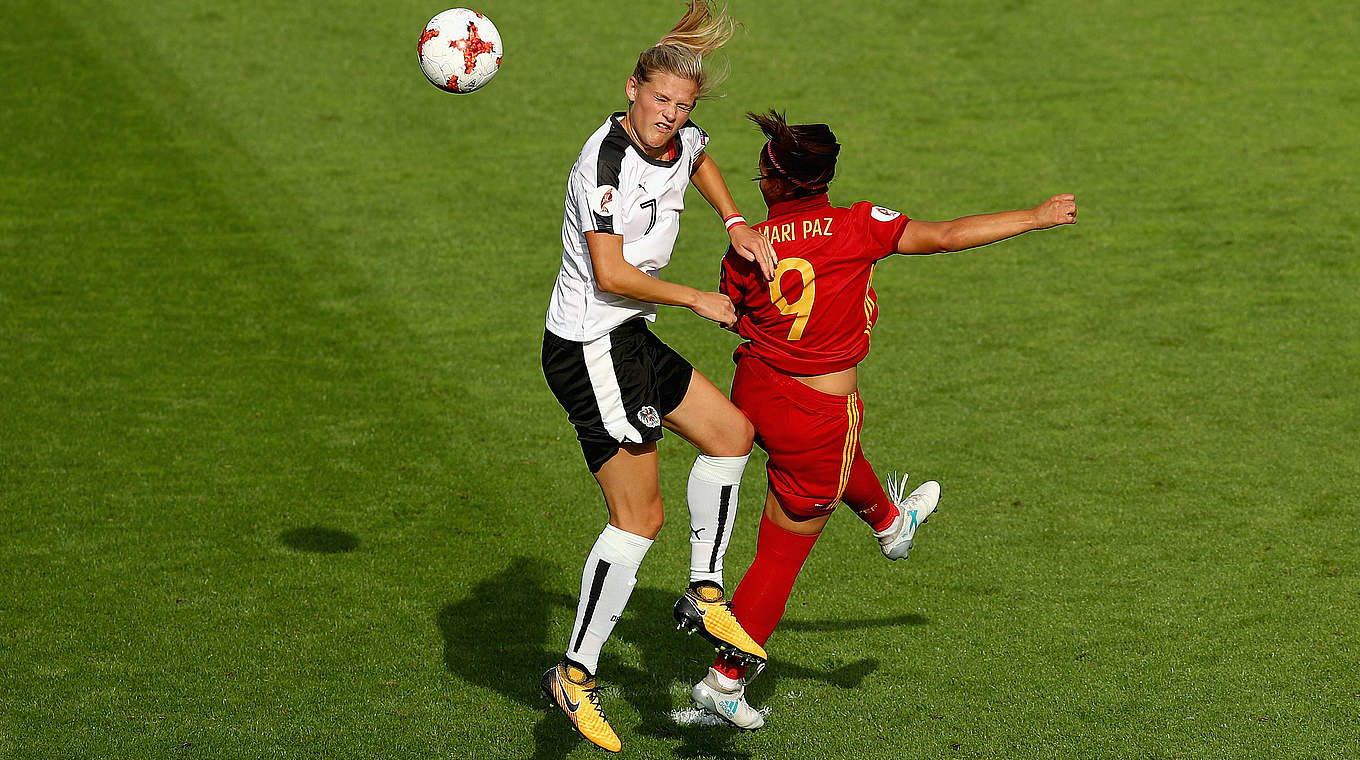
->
xmin=546 ymin=112 xmax=710 ymax=342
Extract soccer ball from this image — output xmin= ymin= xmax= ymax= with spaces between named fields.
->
xmin=418 ymin=8 xmax=503 ymax=93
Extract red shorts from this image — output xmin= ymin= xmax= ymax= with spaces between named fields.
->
xmin=731 ymin=357 xmax=863 ymax=518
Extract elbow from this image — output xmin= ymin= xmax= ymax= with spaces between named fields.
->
xmin=936 ymin=228 xmax=966 ymax=253
xmin=594 ymin=268 xmax=622 ymax=296
xmin=599 ymin=276 xmax=636 ymax=298
xmin=912 ymin=238 xmax=952 ymax=255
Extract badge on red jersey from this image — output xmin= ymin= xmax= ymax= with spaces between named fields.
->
xmin=870 ymin=206 xmax=902 ymax=222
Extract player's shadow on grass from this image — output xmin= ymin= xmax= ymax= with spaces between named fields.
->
xmin=437 ymin=556 xmax=574 ymax=709
xmin=279 ymin=526 xmax=359 ymax=553
xmin=439 ymin=556 xmax=589 ymax=760
xmin=780 ymin=611 xmax=928 ymax=632
xmin=618 ymin=588 xmax=890 ymax=760
xmin=437 ymin=564 xmax=909 ymax=760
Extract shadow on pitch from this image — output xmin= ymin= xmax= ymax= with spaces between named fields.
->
xmin=438 ymin=555 xmax=585 ymax=760
xmin=617 ymin=588 xmax=890 ymax=760
xmin=279 ymin=525 xmax=359 ymax=553
xmin=780 ymin=611 xmax=928 ymax=632
xmin=437 ymin=556 xmax=574 ymax=709
xmin=437 ymin=563 xmax=912 ymax=759
xmin=437 ymin=564 xmax=763 ymax=759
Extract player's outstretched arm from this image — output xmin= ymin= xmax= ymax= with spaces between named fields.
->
xmin=896 ymin=194 xmax=1077 ymax=255
xmin=690 ymin=153 xmax=777 ymax=280
xmin=585 ymin=231 xmax=737 ymax=326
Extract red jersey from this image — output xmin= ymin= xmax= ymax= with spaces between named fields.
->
xmin=720 ymin=194 xmax=911 ymax=376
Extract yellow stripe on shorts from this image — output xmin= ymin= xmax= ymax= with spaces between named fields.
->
xmin=833 ymin=392 xmax=861 ymax=504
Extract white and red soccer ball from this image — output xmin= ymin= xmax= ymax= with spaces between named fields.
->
xmin=418 ymin=8 xmax=503 ymax=94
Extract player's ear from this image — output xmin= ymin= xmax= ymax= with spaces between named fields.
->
xmin=625 ymin=76 xmax=639 ymax=104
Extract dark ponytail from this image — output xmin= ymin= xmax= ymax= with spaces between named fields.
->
xmin=747 ymin=110 xmax=840 ymax=196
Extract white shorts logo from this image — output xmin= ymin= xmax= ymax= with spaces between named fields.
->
xmin=870 ymin=205 xmax=902 ymax=222
xmin=636 ymin=406 xmax=661 ymax=428
xmin=589 ymin=184 xmax=619 ymax=217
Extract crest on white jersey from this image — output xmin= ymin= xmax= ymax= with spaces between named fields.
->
xmin=589 ymin=184 xmax=619 ymax=217
xmin=871 ymin=206 xmax=902 ymax=222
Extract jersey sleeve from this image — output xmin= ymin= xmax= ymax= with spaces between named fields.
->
xmin=571 ymin=128 xmax=632 ymax=235
xmin=850 ymin=201 xmax=911 ymax=260
xmin=569 ymin=165 xmax=624 ymax=236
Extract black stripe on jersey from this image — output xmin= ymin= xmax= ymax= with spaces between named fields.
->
xmin=572 ymin=559 xmax=613 ymax=652
xmin=593 ymin=121 xmax=630 ymax=234
xmin=605 ymin=112 xmax=702 ymax=170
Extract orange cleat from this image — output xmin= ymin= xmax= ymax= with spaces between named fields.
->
xmin=540 ymin=661 xmax=621 ymax=753
xmin=673 ymin=584 xmax=767 ymax=664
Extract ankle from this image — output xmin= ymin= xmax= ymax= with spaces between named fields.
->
xmin=688 ymin=580 xmax=725 ymax=600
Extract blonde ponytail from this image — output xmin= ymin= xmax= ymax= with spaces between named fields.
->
xmin=656 ymin=0 xmax=736 ymax=56
xmin=632 ymin=1 xmax=738 ymax=98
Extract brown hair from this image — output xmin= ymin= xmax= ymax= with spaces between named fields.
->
xmin=749 ymin=110 xmax=840 ymax=196
xmin=631 ymin=1 xmax=737 ymax=99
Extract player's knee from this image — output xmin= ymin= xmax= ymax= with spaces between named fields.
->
xmin=634 ymin=503 xmax=664 ymax=538
xmin=737 ymin=415 xmax=755 ymax=449
xmin=613 ymin=497 xmax=665 ymax=538
xmin=708 ymin=414 xmax=754 ymax=457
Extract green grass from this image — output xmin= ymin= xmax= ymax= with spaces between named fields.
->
xmin=2 ymin=0 xmax=1357 ymax=758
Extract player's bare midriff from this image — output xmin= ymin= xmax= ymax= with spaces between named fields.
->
xmin=792 ymin=366 xmax=858 ymax=397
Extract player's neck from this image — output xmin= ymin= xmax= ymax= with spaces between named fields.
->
xmin=766 ymin=192 xmax=830 ymax=218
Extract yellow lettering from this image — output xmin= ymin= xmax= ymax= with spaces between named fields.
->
xmin=802 ymin=220 xmax=815 ymax=239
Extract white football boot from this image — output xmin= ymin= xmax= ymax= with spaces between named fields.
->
xmin=875 ymin=473 xmax=940 ymax=560
xmin=691 ymin=667 xmax=764 ymax=730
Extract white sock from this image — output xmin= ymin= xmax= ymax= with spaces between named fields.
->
xmin=565 ymin=525 xmax=653 ymax=675
xmin=687 ymin=453 xmax=749 ymax=587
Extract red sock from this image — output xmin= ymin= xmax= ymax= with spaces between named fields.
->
xmin=712 ymin=512 xmax=819 ymax=680
xmin=840 ymin=446 xmax=899 ymax=533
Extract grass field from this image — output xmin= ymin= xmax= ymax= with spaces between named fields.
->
xmin=2 ymin=1 xmax=1358 ymax=758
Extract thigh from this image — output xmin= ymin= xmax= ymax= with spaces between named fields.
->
xmin=760 ymin=404 xmax=853 ymax=517
xmin=661 ymin=369 xmax=753 ymax=458
xmin=593 ymin=442 xmax=665 ymax=539
xmin=763 ymin=489 xmax=832 ymax=536
xmin=542 ymin=326 xmax=666 ymax=473
xmin=738 ymin=365 xmax=862 ymax=518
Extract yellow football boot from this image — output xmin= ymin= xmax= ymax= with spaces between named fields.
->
xmin=540 ymin=661 xmax=621 ymax=753
xmin=673 ymin=583 xmax=767 ymax=664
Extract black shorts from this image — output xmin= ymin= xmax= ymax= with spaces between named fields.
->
xmin=542 ymin=319 xmax=694 ymax=472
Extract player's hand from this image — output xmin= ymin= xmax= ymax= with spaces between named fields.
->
xmin=690 ymin=291 xmax=737 ymax=328
xmin=728 ymin=223 xmax=777 ymax=281
xmin=1035 ymin=194 xmax=1077 ymax=228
